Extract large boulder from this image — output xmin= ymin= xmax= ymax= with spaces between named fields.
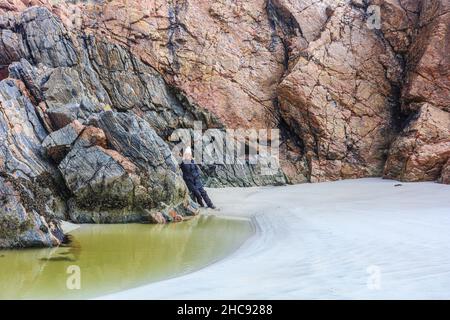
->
xmin=59 ymin=144 xmax=142 ymax=223
xmin=384 ymin=104 xmax=450 ymax=182
xmin=42 ymin=120 xmax=107 ymax=163
xmin=89 ymin=111 xmax=188 ymax=205
xmin=55 ymin=111 xmax=191 ymax=223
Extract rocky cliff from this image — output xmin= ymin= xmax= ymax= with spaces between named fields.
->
xmin=0 ymin=0 xmax=449 ymax=248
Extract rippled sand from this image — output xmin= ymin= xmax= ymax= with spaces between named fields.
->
xmin=102 ymin=178 xmax=450 ymax=299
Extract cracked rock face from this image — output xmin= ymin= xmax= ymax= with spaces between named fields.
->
xmin=277 ymin=3 xmax=403 ymax=182
xmin=0 ymin=79 xmax=66 ymax=248
xmin=0 ymin=175 xmax=61 ymax=248
xmin=2 ymin=0 xmax=447 ymax=185
xmin=65 ymin=0 xmax=448 ymax=184
xmin=402 ymin=0 xmax=450 ymax=113
xmin=0 ymin=1 xmax=449 ymax=247
xmin=384 ymin=104 xmax=450 ymax=182
xmin=45 ymin=111 xmax=192 ymax=223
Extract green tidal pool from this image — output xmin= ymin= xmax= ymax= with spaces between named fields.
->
xmin=0 ymin=215 xmax=254 ymax=299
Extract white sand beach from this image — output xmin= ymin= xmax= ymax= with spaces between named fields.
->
xmin=101 ymin=178 xmax=450 ymax=299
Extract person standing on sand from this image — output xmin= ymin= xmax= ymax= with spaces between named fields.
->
xmin=180 ymin=147 xmax=216 ymax=209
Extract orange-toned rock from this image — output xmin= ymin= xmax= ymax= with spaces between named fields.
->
xmin=75 ymin=0 xmax=287 ymax=131
xmin=0 ymin=0 xmax=26 ymax=14
xmin=103 ymin=148 xmax=138 ymax=175
xmin=173 ymin=214 xmax=184 ymax=222
xmin=2 ymin=0 xmax=449 ymax=187
xmin=403 ymin=0 xmax=450 ymax=112
xmin=78 ymin=126 xmax=108 ymax=149
xmin=384 ymin=104 xmax=450 ymax=182
xmin=374 ymin=0 xmax=421 ymax=53
xmin=277 ymin=4 xmax=403 ymax=182
xmin=148 ymin=212 xmax=167 ymax=224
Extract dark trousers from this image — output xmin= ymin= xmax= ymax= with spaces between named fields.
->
xmin=188 ymin=185 xmax=214 ymax=208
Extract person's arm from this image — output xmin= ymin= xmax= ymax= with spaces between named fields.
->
xmin=193 ymin=162 xmax=201 ymax=178
xmin=180 ymin=162 xmax=186 ymax=174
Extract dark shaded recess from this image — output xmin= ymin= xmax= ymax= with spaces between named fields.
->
xmin=266 ymin=0 xmax=302 ymax=69
xmin=389 ymin=83 xmax=410 ymax=132
xmin=371 ymin=24 xmax=412 ymax=134
xmin=272 ymin=97 xmax=306 ymax=155
xmin=167 ymin=1 xmax=188 ymax=73
xmin=0 ymin=65 xmax=8 ymax=81
xmin=266 ymin=0 xmax=307 ymax=155
xmin=266 ymin=0 xmax=301 ymax=36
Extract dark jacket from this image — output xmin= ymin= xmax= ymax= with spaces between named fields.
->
xmin=180 ymin=159 xmax=203 ymax=189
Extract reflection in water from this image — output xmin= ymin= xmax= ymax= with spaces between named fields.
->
xmin=0 ymin=215 xmax=253 ymax=299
